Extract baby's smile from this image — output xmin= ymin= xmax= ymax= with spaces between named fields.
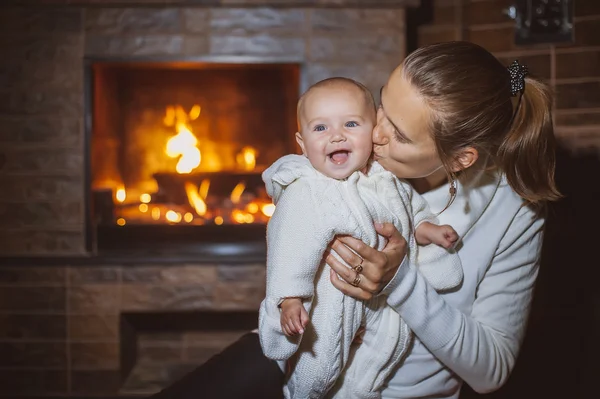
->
xmin=328 ymin=149 xmax=351 ymax=165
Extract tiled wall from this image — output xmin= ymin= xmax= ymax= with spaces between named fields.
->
xmin=0 ymin=262 xmax=265 ymax=396
xmin=418 ymin=0 xmax=600 ymax=153
xmin=0 ymin=5 xmax=407 ymax=256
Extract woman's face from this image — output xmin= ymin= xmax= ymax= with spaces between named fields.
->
xmin=373 ymin=67 xmax=443 ymax=179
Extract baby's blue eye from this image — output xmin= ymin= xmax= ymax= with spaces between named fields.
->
xmin=314 ymin=125 xmax=326 ymax=132
xmin=345 ymin=121 xmax=359 ymax=128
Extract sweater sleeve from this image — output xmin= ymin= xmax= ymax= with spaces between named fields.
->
xmin=403 ymin=179 xmax=437 ymax=228
xmin=258 ymin=180 xmax=334 ymax=361
xmin=385 ymin=205 xmax=544 ymax=393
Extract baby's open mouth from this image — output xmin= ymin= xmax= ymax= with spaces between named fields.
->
xmin=328 ymin=150 xmax=350 ymax=165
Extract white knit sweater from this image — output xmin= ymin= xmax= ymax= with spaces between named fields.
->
xmin=258 ymin=155 xmax=463 ymax=399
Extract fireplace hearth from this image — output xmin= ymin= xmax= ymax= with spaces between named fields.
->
xmin=86 ymin=59 xmax=300 ymax=253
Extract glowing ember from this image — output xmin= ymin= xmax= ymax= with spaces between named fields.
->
xmin=140 ymin=193 xmax=151 ymax=203
xmin=261 ymin=204 xmax=276 ymax=217
xmin=237 ymin=146 xmax=258 ymax=171
xmin=116 ymin=187 xmax=126 ymax=203
xmin=230 ymin=182 xmax=246 ymax=204
xmin=165 ymin=210 xmax=182 ymax=223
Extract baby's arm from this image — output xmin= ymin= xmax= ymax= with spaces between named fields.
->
xmin=415 ymin=221 xmax=459 ymax=249
xmin=258 ymin=180 xmax=334 ymax=360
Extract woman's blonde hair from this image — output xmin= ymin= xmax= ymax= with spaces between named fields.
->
xmin=402 ymin=41 xmax=561 ymax=204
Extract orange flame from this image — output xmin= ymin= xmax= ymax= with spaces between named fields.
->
xmin=185 ymin=182 xmax=207 ymax=216
xmin=236 ymin=146 xmax=257 ymax=171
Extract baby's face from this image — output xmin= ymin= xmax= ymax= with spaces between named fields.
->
xmin=296 ymin=86 xmax=375 ymax=180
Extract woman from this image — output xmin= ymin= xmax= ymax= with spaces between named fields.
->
xmin=151 ymin=41 xmax=560 ymax=399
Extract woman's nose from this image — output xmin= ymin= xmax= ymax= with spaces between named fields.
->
xmin=372 ymin=122 xmax=389 ymax=145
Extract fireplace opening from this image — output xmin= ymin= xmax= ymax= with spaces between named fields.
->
xmin=86 ymin=60 xmax=300 ymax=254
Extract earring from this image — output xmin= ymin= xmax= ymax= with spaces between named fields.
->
xmin=437 ymin=175 xmax=457 ymax=215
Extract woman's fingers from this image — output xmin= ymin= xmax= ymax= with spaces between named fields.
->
xmin=326 ymin=253 xmax=378 ymax=296
xmin=329 ymin=269 xmax=373 ymax=301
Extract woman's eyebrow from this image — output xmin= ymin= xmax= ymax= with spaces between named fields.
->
xmin=379 ymin=86 xmax=413 ymax=144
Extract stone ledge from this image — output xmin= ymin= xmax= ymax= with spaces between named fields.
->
xmin=5 ymin=0 xmax=421 ymax=8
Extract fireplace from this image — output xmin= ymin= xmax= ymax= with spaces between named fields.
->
xmin=86 ymin=59 xmax=300 ymax=253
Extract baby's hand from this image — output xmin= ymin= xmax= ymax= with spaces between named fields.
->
xmin=280 ymin=298 xmax=309 ymax=337
xmin=430 ymin=224 xmax=459 ymax=249
xmin=415 ymin=222 xmax=459 ymax=249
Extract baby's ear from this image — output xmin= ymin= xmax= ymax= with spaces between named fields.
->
xmin=295 ymin=132 xmax=307 ymax=156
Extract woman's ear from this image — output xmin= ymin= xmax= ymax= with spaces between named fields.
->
xmin=451 ymin=147 xmax=478 ymax=172
xmin=295 ymin=132 xmax=307 ymax=156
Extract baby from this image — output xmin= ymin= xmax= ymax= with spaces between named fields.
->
xmin=258 ymin=77 xmax=463 ymax=399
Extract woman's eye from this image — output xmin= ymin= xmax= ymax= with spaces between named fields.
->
xmin=345 ymin=121 xmax=359 ymax=128
xmin=313 ymin=125 xmax=326 ymax=132
xmin=392 ymin=130 xmax=409 ymax=144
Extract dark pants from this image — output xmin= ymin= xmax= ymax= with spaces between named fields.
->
xmin=148 ymin=332 xmax=284 ymax=399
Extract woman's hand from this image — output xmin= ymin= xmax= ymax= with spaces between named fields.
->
xmin=326 ymin=223 xmax=407 ymax=300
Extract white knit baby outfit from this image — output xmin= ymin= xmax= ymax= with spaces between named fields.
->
xmin=258 ymin=154 xmax=463 ymax=399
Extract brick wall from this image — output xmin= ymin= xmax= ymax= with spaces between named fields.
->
xmin=417 ymin=0 xmax=600 ymax=153
xmin=0 ymin=262 xmax=266 ymax=396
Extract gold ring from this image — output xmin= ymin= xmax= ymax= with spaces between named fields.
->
xmin=351 ymin=273 xmax=362 ymax=287
xmin=352 ymin=264 xmax=363 ymax=274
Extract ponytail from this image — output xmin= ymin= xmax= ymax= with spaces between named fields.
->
xmin=497 ymin=77 xmax=562 ymax=204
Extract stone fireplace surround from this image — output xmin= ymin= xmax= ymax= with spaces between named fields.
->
xmin=0 ymin=1 xmax=416 ymax=396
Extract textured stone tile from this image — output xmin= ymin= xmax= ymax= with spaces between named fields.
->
xmin=71 ymin=369 xmax=121 ymax=394
xmin=210 ymin=8 xmax=306 ymax=34
xmin=138 ymin=341 xmax=183 ymax=363
xmin=0 ymin=87 xmax=81 ymax=117
xmin=181 ymin=8 xmax=210 ymax=33
xmin=121 ymin=284 xmax=213 ymax=311
xmin=556 ymin=112 xmax=600 ymax=127
xmin=184 ymin=345 xmax=222 ymax=364
xmin=0 ymin=369 xmax=67 ymax=396
xmin=0 ymin=176 xmax=83 ymax=202
xmin=210 ymin=35 xmax=304 ymax=57
xmin=0 ymin=314 xmax=66 ymax=339
xmin=463 ymin=0 xmax=513 ymax=26
xmin=69 ymin=284 xmax=120 ymax=313
xmin=69 ymin=314 xmax=119 ymax=340
xmin=121 ymin=362 xmax=193 ymax=395
xmin=217 ymin=264 xmax=265 ymax=283
xmin=556 ymin=50 xmax=600 ymax=79
xmin=556 ymin=82 xmax=600 ymax=109
xmin=0 ymin=116 xmax=81 ymax=146
xmin=0 ymin=148 xmax=83 ymax=175
xmin=0 ymin=34 xmax=82 ymax=70
xmin=0 ymin=8 xmax=83 ymax=34
xmin=0 ymin=267 xmax=66 ymax=284
xmin=184 ymin=330 xmax=246 ymax=348
xmin=85 ymin=34 xmax=184 ymax=56
xmin=70 ymin=266 xmax=121 ymax=284
xmin=311 ymin=9 xmax=404 ymax=34
xmin=0 ymin=286 xmax=66 ymax=312
xmin=71 ymin=342 xmax=119 ymax=369
xmin=122 ymin=265 xmax=217 ymax=284
xmin=182 ymin=35 xmax=210 ymax=55
xmin=304 ymin=61 xmax=396 ymax=97
xmin=0 ymin=201 xmax=83 ymax=228
xmin=213 ymin=281 xmax=264 ymax=310
xmin=0 ymin=341 xmax=67 ymax=368
xmin=0 ymin=55 xmax=82 ymax=93
xmin=0 ymin=230 xmax=84 ymax=255
xmin=85 ymin=8 xmax=182 ymax=34
xmin=309 ymin=34 xmax=404 ymax=63
xmin=418 ymin=26 xmax=456 ymax=48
